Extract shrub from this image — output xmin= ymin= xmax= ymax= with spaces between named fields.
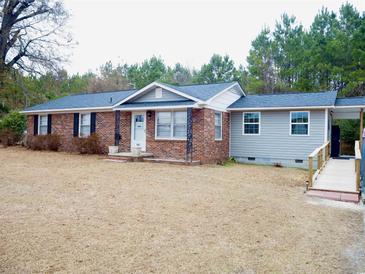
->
xmin=26 ymin=134 xmax=61 ymax=151
xmin=0 ymin=111 xmax=26 ymax=136
xmin=0 ymin=128 xmax=18 ymax=147
xmin=72 ymin=134 xmax=101 ymax=154
xmin=0 ymin=111 xmax=26 ymax=146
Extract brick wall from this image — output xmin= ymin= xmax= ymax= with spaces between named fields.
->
xmin=96 ymin=112 xmax=115 ymax=153
xmin=146 ymin=111 xmax=186 ymax=159
xmin=27 ymin=112 xmax=117 ymax=153
xmin=119 ymin=111 xmax=131 ymax=152
xmin=192 ymin=108 xmax=230 ymax=164
xmin=51 ymin=113 xmax=75 ymax=151
xmin=26 ymin=108 xmax=230 ymax=163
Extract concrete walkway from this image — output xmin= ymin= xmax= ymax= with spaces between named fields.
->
xmin=312 ymin=158 xmax=357 ymax=192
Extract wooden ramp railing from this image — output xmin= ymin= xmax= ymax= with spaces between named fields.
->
xmin=307 ymin=141 xmax=330 ymax=190
xmin=355 ymin=140 xmax=361 ymax=192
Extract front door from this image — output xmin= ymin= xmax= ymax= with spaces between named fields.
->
xmin=331 ymin=125 xmax=340 ymax=157
xmin=131 ymin=112 xmax=146 ymax=151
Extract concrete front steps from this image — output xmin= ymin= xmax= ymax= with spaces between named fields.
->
xmin=107 ymin=152 xmax=201 ymax=166
xmin=143 ymin=158 xmax=200 ymax=166
xmin=307 ymin=189 xmax=360 ymax=203
xmin=108 ymin=152 xmax=153 ymax=162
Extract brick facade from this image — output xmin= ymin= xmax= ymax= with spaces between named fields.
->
xmin=52 ymin=113 xmax=75 ymax=151
xmin=119 ymin=111 xmax=131 ymax=152
xmin=146 ymin=111 xmax=187 ymax=160
xmin=95 ymin=112 xmax=115 ymax=153
xmin=26 ymin=108 xmax=230 ymax=163
xmin=192 ymin=109 xmax=230 ymax=164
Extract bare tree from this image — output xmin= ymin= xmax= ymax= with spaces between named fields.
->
xmin=0 ymin=0 xmax=71 ymax=80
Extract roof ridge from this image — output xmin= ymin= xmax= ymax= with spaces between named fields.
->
xmin=70 ymin=88 xmax=137 ymax=97
xmin=246 ymin=90 xmax=336 ymax=96
xmin=161 ymin=81 xmax=237 ymax=88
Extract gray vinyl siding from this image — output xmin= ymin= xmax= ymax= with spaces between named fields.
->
xmin=133 ymin=88 xmax=186 ymax=102
xmin=230 ymin=110 xmax=326 ymax=168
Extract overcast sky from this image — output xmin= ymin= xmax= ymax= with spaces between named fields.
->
xmin=62 ymin=0 xmax=365 ymax=75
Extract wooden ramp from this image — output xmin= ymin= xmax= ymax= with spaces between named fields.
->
xmin=306 ymin=141 xmax=361 ymax=203
xmin=312 ymin=158 xmax=357 ymax=193
xmin=307 ymin=158 xmax=359 ymax=203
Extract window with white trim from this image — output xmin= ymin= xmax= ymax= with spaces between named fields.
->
xmin=39 ymin=115 xmax=48 ymax=135
xmin=79 ymin=113 xmax=91 ymax=137
xmin=156 ymin=111 xmax=187 ymax=139
xmin=215 ymin=112 xmax=222 ymax=140
xmin=290 ymin=111 xmax=309 ymax=135
xmin=243 ymin=112 xmax=260 ymax=135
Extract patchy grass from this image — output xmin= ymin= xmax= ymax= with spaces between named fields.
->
xmin=0 ymin=146 xmax=364 ymax=273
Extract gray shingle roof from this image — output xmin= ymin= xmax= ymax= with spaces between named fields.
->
xmin=228 ymin=91 xmax=338 ymax=109
xmin=24 ymin=89 xmax=137 ymax=112
xmin=115 ymin=100 xmax=195 ymax=109
xmin=335 ymin=97 xmax=365 ymax=107
xmin=161 ymin=82 xmax=239 ymax=101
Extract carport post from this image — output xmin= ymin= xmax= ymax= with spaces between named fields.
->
xmin=360 ymin=108 xmax=363 ymax=148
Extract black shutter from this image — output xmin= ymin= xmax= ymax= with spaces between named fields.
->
xmin=47 ymin=114 xmax=52 ymax=134
xmin=90 ymin=112 xmax=96 ymax=134
xmin=33 ymin=115 xmax=38 ymax=136
xmin=73 ymin=113 xmax=79 ymax=137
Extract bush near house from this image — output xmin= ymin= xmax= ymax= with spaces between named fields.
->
xmin=26 ymin=134 xmax=61 ymax=151
xmin=72 ymin=134 xmax=101 ymax=154
xmin=0 ymin=111 xmax=26 ymax=147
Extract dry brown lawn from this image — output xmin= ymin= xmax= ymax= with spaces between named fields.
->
xmin=0 ymin=147 xmax=364 ymax=273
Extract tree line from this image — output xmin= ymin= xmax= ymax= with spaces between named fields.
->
xmin=246 ymin=3 xmax=365 ymax=96
xmin=0 ymin=2 xmax=364 ymax=117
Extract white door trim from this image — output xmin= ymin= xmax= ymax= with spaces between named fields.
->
xmin=131 ymin=111 xmax=146 ymax=151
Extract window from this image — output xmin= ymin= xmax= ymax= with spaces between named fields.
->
xmin=39 ymin=115 xmax=48 ymax=135
xmin=79 ymin=113 xmax=91 ymax=137
xmin=215 ymin=112 xmax=222 ymax=140
xmin=243 ymin=112 xmax=260 ymax=135
xmin=173 ymin=111 xmax=187 ymax=138
xmin=156 ymin=111 xmax=187 ymax=139
xmin=290 ymin=111 xmax=309 ymax=135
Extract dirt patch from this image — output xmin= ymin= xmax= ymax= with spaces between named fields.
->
xmin=0 ymin=147 xmax=364 ymax=273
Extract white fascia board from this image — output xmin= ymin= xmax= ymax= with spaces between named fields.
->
xmin=334 ymin=105 xmax=365 ymax=109
xmin=228 ymin=106 xmax=332 ymax=111
xmin=114 ymin=104 xmax=199 ymax=111
xmin=112 ymin=82 xmax=203 ymax=107
xmin=21 ymin=106 xmax=112 ymax=114
xmin=205 ymin=82 xmax=245 ymax=104
xmin=198 ymin=103 xmax=228 ymax=112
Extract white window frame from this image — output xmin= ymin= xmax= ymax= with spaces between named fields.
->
xmin=290 ymin=111 xmax=310 ymax=136
xmin=242 ymin=112 xmax=261 ymax=135
xmin=79 ymin=112 xmax=91 ymax=138
xmin=215 ymin=112 xmax=222 ymax=141
xmin=38 ymin=114 xmax=48 ymax=135
xmin=155 ymin=110 xmax=187 ymax=140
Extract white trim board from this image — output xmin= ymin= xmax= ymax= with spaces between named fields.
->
xmin=21 ymin=106 xmax=112 ymax=114
xmin=114 ymin=104 xmax=198 ymax=111
xmin=228 ymin=106 xmax=333 ymax=111
xmin=205 ymin=82 xmax=245 ymax=104
xmin=114 ymin=82 xmax=203 ymax=106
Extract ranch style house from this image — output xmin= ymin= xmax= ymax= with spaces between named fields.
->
xmin=22 ymin=81 xmax=365 ymax=167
